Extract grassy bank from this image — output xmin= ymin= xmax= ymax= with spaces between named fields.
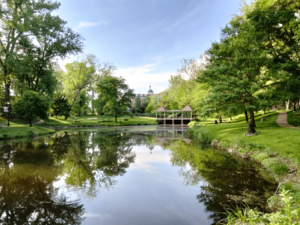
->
xmin=0 ymin=115 xmax=157 ymax=140
xmin=188 ymin=110 xmax=300 ymax=224
xmin=189 ymin=110 xmax=300 ymax=163
xmin=0 ymin=121 xmax=55 ymax=139
xmin=35 ymin=115 xmax=157 ymax=127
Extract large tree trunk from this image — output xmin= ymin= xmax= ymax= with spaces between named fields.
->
xmin=29 ymin=121 xmax=32 ymax=127
xmin=219 ymin=116 xmax=222 ymax=123
xmin=250 ymin=110 xmax=256 ymax=127
xmin=294 ymin=102 xmax=296 ymax=111
xmin=286 ymin=99 xmax=290 ymax=110
xmin=65 ymin=116 xmax=68 ymax=120
xmin=244 ymin=111 xmax=249 ymax=122
xmin=4 ymin=82 xmax=10 ymax=103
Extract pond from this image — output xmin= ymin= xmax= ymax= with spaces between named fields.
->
xmin=0 ymin=126 xmax=276 ymax=225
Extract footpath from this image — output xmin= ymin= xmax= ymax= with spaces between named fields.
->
xmin=276 ymin=111 xmax=300 ymax=129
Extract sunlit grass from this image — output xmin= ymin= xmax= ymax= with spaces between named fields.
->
xmin=190 ymin=110 xmax=300 ymax=162
xmin=36 ymin=115 xmax=158 ymax=127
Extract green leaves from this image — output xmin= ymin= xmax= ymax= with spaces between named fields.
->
xmin=12 ymin=90 xmax=49 ymax=127
xmin=96 ymin=76 xmax=135 ymax=122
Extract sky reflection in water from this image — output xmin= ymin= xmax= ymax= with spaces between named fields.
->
xmin=0 ymin=126 xmax=276 ymax=225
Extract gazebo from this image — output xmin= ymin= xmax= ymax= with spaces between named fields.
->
xmin=155 ymin=105 xmax=194 ymax=125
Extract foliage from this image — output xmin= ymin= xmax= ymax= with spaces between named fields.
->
xmin=135 ymin=96 xmax=141 ymax=109
xmin=61 ymin=54 xmax=114 ymax=106
xmin=198 ymin=14 xmax=272 ymax=127
xmin=96 ymin=76 xmax=135 ymax=122
xmin=225 ymin=189 xmax=300 ymax=225
xmin=0 ymin=0 xmax=83 ymax=102
xmin=247 ymin=0 xmax=300 ymax=110
xmin=51 ymin=95 xmax=72 ymax=119
xmin=12 ymin=91 xmax=49 ymax=127
xmin=72 ymin=90 xmax=89 ymax=116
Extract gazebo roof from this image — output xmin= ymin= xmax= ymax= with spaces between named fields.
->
xmin=156 ymin=106 xmax=168 ymax=112
xmin=155 ymin=105 xmax=193 ymax=112
xmin=180 ymin=105 xmax=193 ymax=112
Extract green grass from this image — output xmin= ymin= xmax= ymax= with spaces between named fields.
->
xmin=287 ymin=108 xmax=300 ymax=128
xmin=0 ymin=126 xmax=54 ymax=139
xmin=0 ymin=115 xmax=157 ymax=140
xmin=34 ymin=115 xmax=158 ymax=127
xmin=189 ymin=110 xmax=300 ymax=163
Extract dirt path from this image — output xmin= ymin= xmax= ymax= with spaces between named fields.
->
xmin=276 ymin=112 xmax=300 ymax=129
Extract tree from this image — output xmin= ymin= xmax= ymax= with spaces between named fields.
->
xmin=61 ymin=54 xmax=114 ymax=106
xmin=92 ymin=96 xmax=106 ymax=115
xmin=145 ymin=95 xmax=158 ymax=112
xmin=72 ymin=90 xmax=89 ymax=116
xmin=198 ymin=15 xmax=272 ymax=127
xmin=247 ymin=0 xmax=300 ymax=110
xmin=134 ymin=96 xmax=141 ymax=111
xmin=0 ymin=0 xmax=83 ymax=102
xmin=13 ymin=91 xmax=49 ymax=127
xmin=51 ymin=95 xmax=72 ymax=119
xmin=96 ymin=76 xmax=135 ymax=122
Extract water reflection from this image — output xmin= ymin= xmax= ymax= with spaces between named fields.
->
xmin=0 ymin=146 xmax=85 ymax=224
xmin=164 ymin=140 xmax=276 ymax=224
xmin=0 ymin=127 xmax=276 ymax=225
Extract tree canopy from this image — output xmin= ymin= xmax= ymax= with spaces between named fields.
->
xmin=96 ymin=76 xmax=135 ymax=122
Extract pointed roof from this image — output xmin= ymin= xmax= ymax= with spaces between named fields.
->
xmin=155 ymin=106 xmax=168 ymax=112
xmin=180 ymin=105 xmax=193 ymax=112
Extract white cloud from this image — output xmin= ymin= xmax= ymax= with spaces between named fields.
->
xmin=114 ymin=64 xmax=174 ymax=94
xmin=77 ymin=21 xmax=108 ymax=29
xmin=55 ymin=54 xmax=78 ymax=71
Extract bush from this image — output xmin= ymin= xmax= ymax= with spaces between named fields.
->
xmin=191 ymin=128 xmax=213 ymax=144
xmin=13 ymin=91 xmax=49 ymax=127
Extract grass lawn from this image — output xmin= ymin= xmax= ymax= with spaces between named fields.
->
xmin=34 ymin=115 xmax=158 ymax=127
xmin=0 ymin=117 xmax=55 ymax=139
xmin=0 ymin=115 xmax=157 ymax=139
xmin=190 ymin=110 xmax=300 ymax=163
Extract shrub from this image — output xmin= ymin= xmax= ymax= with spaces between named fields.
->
xmin=13 ymin=91 xmax=49 ymax=127
xmin=192 ymin=128 xmax=213 ymax=144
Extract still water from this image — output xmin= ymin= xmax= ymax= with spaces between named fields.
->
xmin=0 ymin=126 xmax=276 ymax=225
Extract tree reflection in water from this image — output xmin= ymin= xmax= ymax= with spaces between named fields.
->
xmin=0 ymin=144 xmax=85 ymax=224
xmin=0 ymin=130 xmax=136 ymax=224
xmin=165 ymin=140 xmax=277 ymax=224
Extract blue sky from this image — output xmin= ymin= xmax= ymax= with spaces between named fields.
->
xmin=56 ymin=0 xmax=245 ymax=93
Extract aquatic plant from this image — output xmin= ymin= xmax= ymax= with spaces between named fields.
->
xmin=224 ymin=189 xmax=300 ymax=225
